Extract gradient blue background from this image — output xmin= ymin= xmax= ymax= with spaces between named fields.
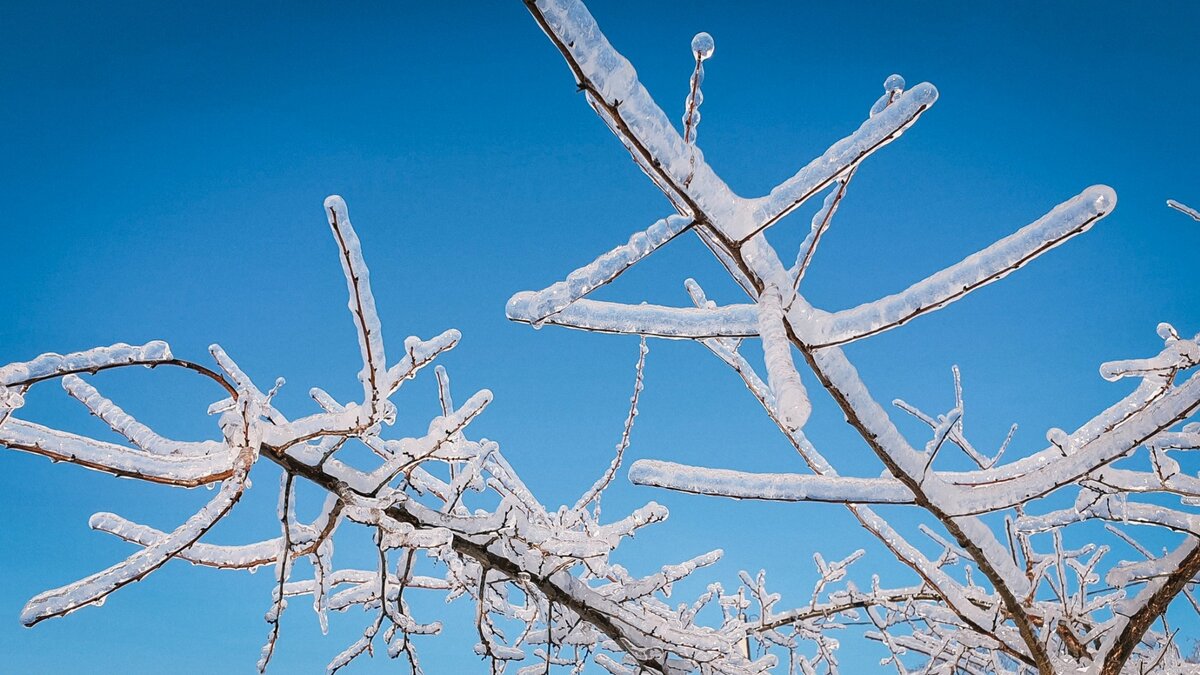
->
xmin=2 ymin=1 xmax=1198 ymax=672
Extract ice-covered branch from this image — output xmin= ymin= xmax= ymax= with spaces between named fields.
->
xmin=505 ymin=214 xmax=693 ymax=325
xmin=740 ymin=82 xmax=939 ymax=242
xmin=0 ymin=417 xmax=235 ymax=487
xmin=628 ymin=459 xmax=915 ymax=504
xmin=803 ymin=186 xmax=1116 ymax=347
xmin=1167 ymin=199 xmax=1200 ymax=222
xmin=509 ymin=2 xmax=1195 ymax=671
xmin=507 ymin=296 xmax=758 ymax=339
xmin=523 ymin=0 xmax=740 ymax=227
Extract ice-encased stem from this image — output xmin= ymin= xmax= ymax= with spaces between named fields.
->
xmin=1167 ymin=199 xmax=1200 ymax=222
xmin=325 ymin=195 xmax=388 ymax=418
xmin=0 ymin=341 xmax=173 ymax=388
xmin=505 ymin=214 xmax=693 ymax=325
xmin=629 ymin=459 xmax=914 ymax=504
xmin=804 ymin=185 xmax=1116 ymax=347
xmin=757 ymin=286 xmax=810 ymax=431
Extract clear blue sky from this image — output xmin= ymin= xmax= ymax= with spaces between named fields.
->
xmin=1 ymin=1 xmax=1198 ymax=672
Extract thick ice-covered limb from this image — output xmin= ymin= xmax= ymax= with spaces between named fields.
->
xmin=628 ymin=459 xmax=914 ymax=504
xmin=803 ymin=186 xmax=1116 ymax=347
xmin=507 ymin=296 xmax=758 ymax=339
xmin=0 ymin=341 xmax=173 ymax=388
xmin=0 ymin=418 xmax=234 ymax=486
xmin=757 ymin=286 xmax=810 ymax=431
xmin=738 ymin=83 xmax=939 ymax=242
xmin=90 ymin=512 xmax=282 ymax=569
xmin=324 ymin=196 xmax=389 ymax=418
xmin=506 ymin=215 xmax=693 ymax=325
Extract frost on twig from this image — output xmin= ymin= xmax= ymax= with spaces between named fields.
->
xmin=509 ymin=0 xmax=1198 ymax=672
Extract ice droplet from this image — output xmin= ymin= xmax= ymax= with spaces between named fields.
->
xmin=1157 ymin=322 xmax=1179 ymax=342
xmin=691 ymin=32 xmax=714 ymax=60
xmin=883 ymin=74 xmax=905 ymax=93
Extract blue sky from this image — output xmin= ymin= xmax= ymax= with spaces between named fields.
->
xmin=1 ymin=1 xmax=1198 ymax=672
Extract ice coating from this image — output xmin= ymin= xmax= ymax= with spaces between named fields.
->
xmin=0 ymin=341 xmax=172 ymax=387
xmin=806 ymin=186 xmax=1116 ymax=347
xmin=21 ymin=438 xmax=255 ymax=626
xmin=691 ymin=32 xmax=714 ymax=60
xmin=629 ymin=459 xmax=914 ymax=503
xmin=530 ymin=0 xmax=740 ymax=223
xmin=507 ymin=296 xmax=758 ymax=339
xmin=870 ymin=74 xmax=906 ymax=117
xmin=740 ymin=83 xmax=938 ymax=240
xmin=1167 ymin=198 xmax=1200 ymax=221
xmin=504 ymin=214 xmax=692 ymax=324
xmin=4 ymin=0 xmax=1195 ymax=670
xmin=790 ymin=180 xmax=849 ymax=290
xmin=62 ymin=375 xmax=222 ymax=457
xmin=90 ymin=512 xmax=283 ymax=569
xmin=506 ymin=0 xmax=1200 ymax=669
xmin=0 ymin=191 xmax=799 ymax=674
xmin=385 ymin=328 xmax=460 ymax=391
xmin=757 ymin=286 xmax=810 ymax=431
xmin=324 ymin=195 xmax=389 ymax=417
xmin=0 ymin=385 xmax=25 ymax=410
xmin=682 ymin=32 xmax=713 ymax=166
xmin=0 ymin=418 xmax=234 ymax=486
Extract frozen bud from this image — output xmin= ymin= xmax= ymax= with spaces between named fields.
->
xmin=691 ymin=32 xmax=715 ymax=60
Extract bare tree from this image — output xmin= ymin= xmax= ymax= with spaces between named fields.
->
xmin=505 ymin=1 xmax=1200 ymax=673
xmin=3 ymin=1 xmax=1197 ymax=674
